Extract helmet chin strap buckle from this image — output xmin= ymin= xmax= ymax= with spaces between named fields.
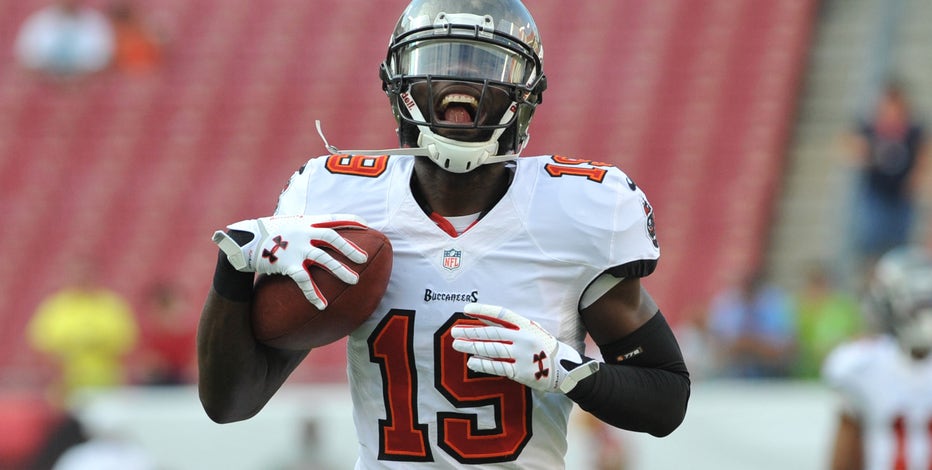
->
xmin=417 ymin=128 xmax=498 ymax=173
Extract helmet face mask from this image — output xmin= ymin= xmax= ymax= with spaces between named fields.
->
xmin=381 ymin=0 xmax=546 ymax=173
xmin=407 ymin=79 xmax=515 ymax=141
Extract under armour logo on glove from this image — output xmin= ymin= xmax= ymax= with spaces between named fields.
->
xmin=450 ymin=303 xmax=600 ymax=394
xmin=212 ymin=214 xmax=369 ymax=309
xmin=533 ymin=351 xmax=549 ymax=380
xmin=261 ymin=236 xmax=289 ymax=263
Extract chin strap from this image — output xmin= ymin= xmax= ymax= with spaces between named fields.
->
xmin=315 ymin=120 xmax=431 ymax=157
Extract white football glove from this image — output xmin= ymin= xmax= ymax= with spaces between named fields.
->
xmin=451 ymin=303 xmax=600 ymax=394
xmin=212 ymin=214 xmax=368 ymax=310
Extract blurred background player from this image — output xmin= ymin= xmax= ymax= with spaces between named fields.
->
xmin=823 ymin=245 xmax=932 ymax=470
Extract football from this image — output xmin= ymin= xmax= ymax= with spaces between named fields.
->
xmin=250 ymin=227 xmax=393 ymax=350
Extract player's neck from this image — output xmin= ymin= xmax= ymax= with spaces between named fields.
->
xmin=411 ymin=159 xmax=512 ymax=217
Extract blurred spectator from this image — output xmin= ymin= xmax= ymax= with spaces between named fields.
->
xmin=792 ymin=262 xmax=863 ymax=379
xmin=707 ymin=270 xmax=797 ymax=378
xmin=27 ymin=257 xmax=138 ymax=404
xmin=14 ymin=0 xmax=114 ymax=80
xmin=106 ymin=0 xmax=166 ymax=74
xmin=840 ymin=80 xmax=930 ymax=283
xmin=133 ymin=282 xmax=196 ymax=386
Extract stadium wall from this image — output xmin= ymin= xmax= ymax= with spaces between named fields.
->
xmin=70 ymin=380 xmax=837 ymax=470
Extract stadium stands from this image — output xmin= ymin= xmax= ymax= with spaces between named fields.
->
xmin=0 ymin=0 xmax=817 ymax=384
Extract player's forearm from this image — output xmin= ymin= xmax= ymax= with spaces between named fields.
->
xmin=198 ymin=290 xmax=271 ymax=422
xmin=566 ymin=362 xmax=689 ymax=436
xmin=197 ymin=254 xmax=308 ymax=423
xmin=567 ymin=312 xmax=690 ymax=437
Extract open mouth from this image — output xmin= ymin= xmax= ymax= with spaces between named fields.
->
xmin=437 ymin=92 xmax=479 ymax=125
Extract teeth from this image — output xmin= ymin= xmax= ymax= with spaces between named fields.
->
xmin=441 ymin=94 xmax=478 ymax=110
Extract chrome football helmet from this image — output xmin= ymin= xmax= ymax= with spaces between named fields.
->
xmin=379 ymin=0 xmax=547 ymax=173
xmin=864 ymin=246 xmax=932 ymax=353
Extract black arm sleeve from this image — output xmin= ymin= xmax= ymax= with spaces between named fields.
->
xmin=566 ymin=311 xmax=690 ymax=437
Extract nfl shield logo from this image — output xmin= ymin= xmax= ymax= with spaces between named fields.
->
xmin=442 ymin=249 xmax=462 ymax=271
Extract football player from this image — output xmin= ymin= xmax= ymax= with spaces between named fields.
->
xmin=197 ymin=0 xmax=690 ymax=467
xmin=823 ymin=246 xmax=932 ymax=470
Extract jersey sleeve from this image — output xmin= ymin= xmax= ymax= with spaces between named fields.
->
xmin=821 ymin=340 xmax=872 ymax=417
xmin=271 ymin=154 xmax=400 ymax=225
xmin=605 ymin=175 xmax=661 ymax=278
xmin=822 ymin=341 xmax=867 ymax=388
xmin=523 ymin=157 xmax=661 ymax=278
xmin=578 ymin=165 xmax=661 ymax=277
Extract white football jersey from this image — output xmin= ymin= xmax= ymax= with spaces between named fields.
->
xmin=276 ymin=154 xmax=660 ymax=469
xmin=823 ymin=336 xmax=932 ymax=470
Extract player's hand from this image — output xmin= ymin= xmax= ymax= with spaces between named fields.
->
xmin=212 ymin=214 xmax=369 ymax=309
xmin=450 ymin=303 xmax=599 ymax=394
